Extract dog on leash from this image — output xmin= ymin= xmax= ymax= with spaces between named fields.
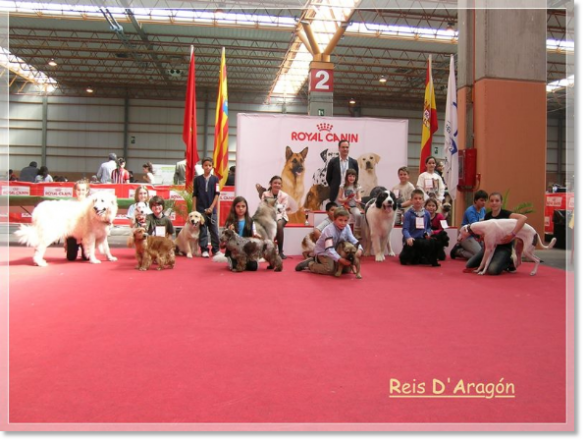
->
xmin=281 ymin=146 xmax=309 ymax=209
xmin=128 ymin=227 xmax=175 ymax=271
xmin=220 ymin=229 xmax=283 ymax=272
xmin=357 ymin=152 xmax=381 ymax=197
xmin=15 ymin=191 xmax=118 ymax=266
xmin=364 ymin=189 xmax=397 ymax=262
xmin=459 ymin=219 xmax=556 ymax=276
xmin=334 ymin=241 xmax=362 ymax=279
xmin=399 ymin=231 xmax=450 ymax=267
xmin=175 ymin=211 xmax=204 ymax=258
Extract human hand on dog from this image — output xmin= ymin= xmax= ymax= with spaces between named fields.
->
xmin=339 ymin=258 xmax=351 ymax=267
xmin=406 ymin=238 xmax=414 ymax=247
xmin=356 ymin=249 xmax=363 ymax=258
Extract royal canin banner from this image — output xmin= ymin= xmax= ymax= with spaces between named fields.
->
xmin=236 ymin=114 xmax=408 ymax=219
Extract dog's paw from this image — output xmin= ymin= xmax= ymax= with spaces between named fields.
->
xmin=356 ymin=274 xmax=362 ymax=279
xmin=388 ymin=251 xmax=396 ymax=257
xmin=90 ymin=258 xmax=101 ymax=264
xmin=34 ymin=259 xmax=48 ymax=267
xmin=375 ymin=254 xmax=385 ymax=262
xmin=186 ymin=254 xmax=193 ymax=259
xmin=108 ymin=256 xmax=117 ymax=262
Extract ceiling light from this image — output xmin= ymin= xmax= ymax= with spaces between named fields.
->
xmin=379 ymin=75 xmax=387 ymax=84
xmin=86 ymin=87 xmax=94 ymax=93
xmin=349 ymin=98 xmax=356 ymax=105
xmin=48 ymin=58 xmax=57 ymax=67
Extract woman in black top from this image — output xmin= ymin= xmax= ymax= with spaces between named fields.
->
xmin=465 ymin=192 xmax=527 ymax=275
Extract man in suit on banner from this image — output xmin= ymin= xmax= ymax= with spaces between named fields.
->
xmin=326 ymin=139 xmax=359 ymax=203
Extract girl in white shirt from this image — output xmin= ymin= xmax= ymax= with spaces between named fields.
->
xmin=416 ymin=156 xmax=445 ymax=202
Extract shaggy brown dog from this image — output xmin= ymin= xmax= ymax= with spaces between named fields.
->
xmin=334 ymin=241 xmax=362 ymax=279
xmin=128 ymin=227 xmax=175 ymax=271
xmin=220 ymin=229 xmax=282 ymax=272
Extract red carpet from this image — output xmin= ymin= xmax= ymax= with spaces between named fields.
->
xmin=6 ymin=245 xmax=568 ymax=424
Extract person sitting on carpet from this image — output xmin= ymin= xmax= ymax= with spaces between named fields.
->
xmin=65 ymin=179 xmax=91 ymax=261
xmin=145 ymin=195 xmax=175 ymax=238
xmin=223 ymin=196 xmax=261 ymax=271
xmin=425 ymin=198 xmax=446 ymax=235
xmin=400 ymin=188 xmax=432 ymax=260
xmin=295 ymin=207 xmax=362 ymax=275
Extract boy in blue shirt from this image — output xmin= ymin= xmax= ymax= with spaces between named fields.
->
xmin=402 ymin=188 xmax=432 ymax=247
xmin=296 ymin=207 xmax=362 ymax=275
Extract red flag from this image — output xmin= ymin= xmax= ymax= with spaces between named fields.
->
xmin=183 ymin=46 xmax=198 ymax=190
xmin=419 ymin=55 xmax=438 ymax=173
xmin=213 ymin=47 xmax=229 ymax=189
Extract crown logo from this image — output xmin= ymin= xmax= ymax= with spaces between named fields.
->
xmin=317 ymin=123 xmax=333 ymax=132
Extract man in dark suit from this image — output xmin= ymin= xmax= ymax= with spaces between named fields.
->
xmin=326 ymin=139 xmax=359 ymax=203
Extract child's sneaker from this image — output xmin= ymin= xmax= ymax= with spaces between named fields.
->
xmin=202 ymin=251 xmax=210 ymax=258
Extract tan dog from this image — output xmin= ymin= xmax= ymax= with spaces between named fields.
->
xmin=357 ymin=152 xmax=381 ymax=198
xmin=281 ymin=146 xmax=309 ymax=210
xmin=301 ymin=230 xmax=319 ymax=259
xmin=334 ymin=241 xmax=362 ymax=279
xmin=128 ymin=227 xmax=175 ymax=271
xmin=175 ymin=210 xmax=204 ymax=258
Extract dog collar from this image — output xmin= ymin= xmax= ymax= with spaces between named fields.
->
xmin=466 ymin=224 xmax=479 ymax=238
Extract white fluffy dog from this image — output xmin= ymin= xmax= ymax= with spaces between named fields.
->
xmin=364 ymin=189 xmax=397 ymax=262
xmin=175 ymin=210 xmax=205 ymax=258
xmin=16 ymin=192 xmax=118 ymax=266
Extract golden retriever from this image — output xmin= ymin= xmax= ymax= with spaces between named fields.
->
xmin=175 ymin=210 xmax=204 ymax=258
xmin=16 ymin=191 xmax=118 ymax=266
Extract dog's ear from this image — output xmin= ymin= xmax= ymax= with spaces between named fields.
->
xmin=255 ymin=183 xmax=267 ymax=199
xmin=391 ymin=193 xmax=397 ymax=211
xmin=127 ymin=232 xmax=136 ymax=248
xmin=320 ymin=149 xmax=328 ymax=161
xmin=373 ymin=153 xmax=381 ymax=164
xmin=285 ymin=146 xmax=293 ymax=161
xmin=300 ymin=146 xmax=309 ymax=159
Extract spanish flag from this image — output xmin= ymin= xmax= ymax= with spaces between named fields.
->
xmin=183 ymin=46 xmax=199 ymax=190
xmin=419 ymin=55 xmax=438 ymax=173
xmin=213 ymin=47 xmax=229 ymax=189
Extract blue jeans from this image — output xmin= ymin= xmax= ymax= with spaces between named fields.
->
xmin=199 ymin=212 xmax=220 ymax=254
xmin=466 ymin=245 xmax=513 ymax=275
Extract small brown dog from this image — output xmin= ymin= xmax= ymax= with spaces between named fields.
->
xmin=128 ymin=227 xmax=175 ymax=271
xmin=301 ymin=230 xmax=319 ymax=259
xmin=334 ymin=241 xmax=362 ymax=279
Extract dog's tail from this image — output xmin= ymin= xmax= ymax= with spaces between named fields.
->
xmin=14 ymin=224 xmax=38 ymax=247
xmin=535 ymin=233 xmax=557 ymax=250
xmin=212 ymin=251 xmax=228 ymax=263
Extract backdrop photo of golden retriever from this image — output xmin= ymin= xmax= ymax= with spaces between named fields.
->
xmin=175 ymin=211 xmax=204 ymax=258
xmin=15 ymin=191 xmax=118 ymax=266
xmin=357 ymin=152 xmax=381 ymax=198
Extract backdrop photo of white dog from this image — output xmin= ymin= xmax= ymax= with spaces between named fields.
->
xmin=16 ymin=192 xmax=118 ymax=266
xmin=357 ymin=152 xmax=381 ymax=198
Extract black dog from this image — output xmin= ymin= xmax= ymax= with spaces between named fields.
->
xmin=399 ymin=230 xmax=450 ymax=267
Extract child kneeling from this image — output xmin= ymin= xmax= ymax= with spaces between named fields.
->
xmin=295 ymin=207 xmax=362 ymax=275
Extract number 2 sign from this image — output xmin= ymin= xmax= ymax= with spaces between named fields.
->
xmin=309 ymin=69 xmax=334 ymax=93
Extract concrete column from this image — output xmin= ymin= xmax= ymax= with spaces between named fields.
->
xmin=455 ymin=8 xmax=547 ymax=234
xmin=308 ymin=61 xmax=334 ymax=117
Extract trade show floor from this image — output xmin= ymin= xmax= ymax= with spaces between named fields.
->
xmin=3 ymin=241 xmax=571 ymax=426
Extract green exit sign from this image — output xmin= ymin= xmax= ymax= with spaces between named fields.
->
xmin=318 ymin=109 xmax=325 ymax=116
